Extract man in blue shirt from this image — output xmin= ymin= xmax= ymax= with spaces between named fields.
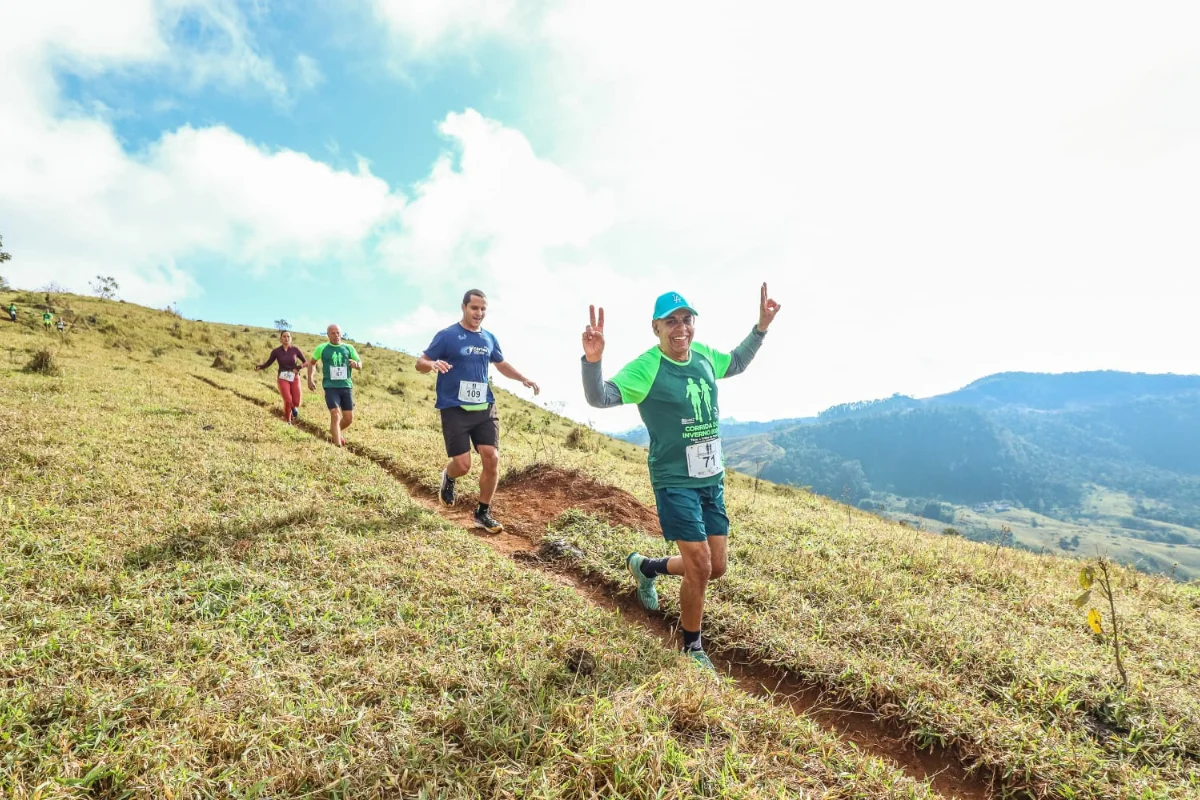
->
xmin=416 ymin=289 xmax=540 ymax=533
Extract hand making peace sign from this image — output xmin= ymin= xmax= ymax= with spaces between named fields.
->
xmin=582 ymin=305 xmax=605 ymax=363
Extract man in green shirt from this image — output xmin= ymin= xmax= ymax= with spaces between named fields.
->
xmin=7 ymin=304 xmax=15 ymax=323
xmin=42 ymin=310 xmax=53 ymax=328
xmin=305 ymin=324 xmax=362 ymax=447
xmin=582 ymin=284 xmax=781 ymax=670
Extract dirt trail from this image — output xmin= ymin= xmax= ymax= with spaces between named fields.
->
xmin=195 ymin=375 xmax=994 ymax=800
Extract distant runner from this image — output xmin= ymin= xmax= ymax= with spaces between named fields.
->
xmin=56 ymin=319 xmax=65 ymax=333
xmin=42 ymin=309 xmax=53 ymax=328
xmin=305 ymin=324 xmax=361 ymax=447
xmin=582 ymin=284 xmax=781 ymax=670
xmin=255 ymin=330 xmax=306 ymax=423
xmin=416 ymin=289 xmax=540 ymax=534
xmin=7 ymin=303 xmax=16 ymax=322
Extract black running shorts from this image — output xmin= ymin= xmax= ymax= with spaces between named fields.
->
xmin=440 ymin=404 xmax=500 ymax=457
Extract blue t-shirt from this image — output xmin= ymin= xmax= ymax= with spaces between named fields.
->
xmin=422 ymin=323 xmax=505 ymax=410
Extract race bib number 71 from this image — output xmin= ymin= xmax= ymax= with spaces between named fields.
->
xmin=685 ymin=439 xmax=724 ymax=479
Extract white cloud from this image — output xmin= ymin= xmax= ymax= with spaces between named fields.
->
xmin=367 ymin=304 xmax=446 ymax=353
xmin=0 ymin=1 xmax=404 ymax=307
xmin=380 ymin=109 xmax=614 ymax=286
xmin=372 ymin=0 xmax=528 ymax=60
xmin=366 ymin=109 xmax=654 ymax=427
xmin=294 ymin=53 xmax=325 ymax=91
xmin=370 ymin=1 xmax=1200 ymax=426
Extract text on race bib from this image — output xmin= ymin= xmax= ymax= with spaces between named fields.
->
xmin=329 ymin=366 xmax=348 ymax=381
xmin=685 ymin=439 xmax=724 ymax=479
xmin=278 ymin=371 xmax=296 ymax=381
xmin=458 ymin=380 xmax=487 ymax=404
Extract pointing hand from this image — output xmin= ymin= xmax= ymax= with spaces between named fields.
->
xmin=757 ymin=283 xmax=781 ymax=332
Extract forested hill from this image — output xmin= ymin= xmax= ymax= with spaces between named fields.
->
xmin=927 ymin=370 xmax=1200 ymax=411
xmin=721 ymin=370 xmax=1200 ymax=535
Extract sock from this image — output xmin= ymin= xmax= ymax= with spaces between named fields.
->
xmin=681 ymin=628 xmax=702 ymax=651
xmin=476 ymin=502 xmax=489 ymax=516
xmin=640 ymin=557 xmax=671 ymax=579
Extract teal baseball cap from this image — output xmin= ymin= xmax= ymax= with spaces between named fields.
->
xmin=652 ymin=291 xmax=698 ymax=320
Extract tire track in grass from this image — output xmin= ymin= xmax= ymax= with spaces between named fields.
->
xmin=194 ymin=374 xmax=994 ymax=800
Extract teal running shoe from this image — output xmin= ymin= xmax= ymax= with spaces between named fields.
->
xmin=625 ymin=552 xmax=659 ymax=611
xmin=685 ymin=648 xmax=716 ymax=672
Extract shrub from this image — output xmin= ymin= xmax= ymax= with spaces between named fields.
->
xmin=211 ymin=354 xmax=236 ymax=373
xmin=24 ymin=349 xmax=61 ymax=376
xmin=386 ymin=382 xmax=407 ymax=397
xmin=565 ymin=427 xmax=599 ymax=452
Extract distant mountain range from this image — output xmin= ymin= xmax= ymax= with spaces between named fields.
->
xmin=617 ymin=370 xmax=1200 ymax=557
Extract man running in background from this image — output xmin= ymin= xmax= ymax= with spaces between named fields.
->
xmin=581 ymin=284 xmax=781 ymax=670
xmin=42 ymin=309 xmax=53 ymax=328
xmin=7 ymin=303 xmax=16 ymax=322
xmin=306 ymin=324 xmax=361 ymax=447
xmin=56 ymin=319 xmax=65 ymax=333
xmin=416 ymin=289 xmax=540 ymax=534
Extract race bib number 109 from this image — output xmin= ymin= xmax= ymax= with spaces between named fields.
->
xmin=278 ymin=371 xmax=296 ymax=381
xmin=458 ymin=380 xmax=487 ymax=404
xmin=685 ymin=439 xmax=724 ymax=479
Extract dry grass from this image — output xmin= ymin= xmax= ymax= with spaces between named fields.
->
xmin=551 ymin=503 xmax=1200 ymax=798
xmin=0 ymin=292 xmax=932 ymax=798
xmin=6 ymin=291 xmax=1199 ymax=798
xmin=23 ymin=347 xmax=61 ymax=376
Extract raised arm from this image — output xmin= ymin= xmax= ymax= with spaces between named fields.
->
xmin=727 ymin=282 xmax=781 ymax=377
xmin=581 ymin=305 xmax=625 ymax=408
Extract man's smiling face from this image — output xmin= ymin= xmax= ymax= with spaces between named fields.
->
xmin=653 ymin=308 xmax=695 ymax=361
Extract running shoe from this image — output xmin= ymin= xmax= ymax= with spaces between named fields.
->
xmin=439 ymin=470 xmax=456 ymax=507
xmin=625 ymin=552 xmax=660 ymax=611
xmin=291 ymin=407 xmax=299 ymax=420
xmin=685 ymin=648 xmax=716 ymax=672
xmin=474 ymin=509 xmax=504 ymax=533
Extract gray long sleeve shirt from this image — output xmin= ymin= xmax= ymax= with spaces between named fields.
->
xmin=582 ymin=326 xmax=767 ymax=408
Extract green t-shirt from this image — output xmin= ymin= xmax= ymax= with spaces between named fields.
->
xmin=611 ymin=344 xmax=732 ymax=489
xmin=312 ymin=342 xmax=360 ymax=389
xmin=43 ymin=312 xmax=53 ymax=323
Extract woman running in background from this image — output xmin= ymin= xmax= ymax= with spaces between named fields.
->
xmin=255 ymin=330 xmax=306 ymax=423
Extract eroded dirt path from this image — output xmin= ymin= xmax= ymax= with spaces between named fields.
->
xmin=196 ymin=375 xmax=994 ymax=800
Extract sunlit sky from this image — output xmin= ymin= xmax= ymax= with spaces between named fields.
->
xmin=4 ymin=1 xmax=1198 ymax=431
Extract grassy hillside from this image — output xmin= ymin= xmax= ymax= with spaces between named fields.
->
xmin=0 ymin=293 xmax=934 ymax=799
xmin=4 ymin=292 xmax=1200 ymax=799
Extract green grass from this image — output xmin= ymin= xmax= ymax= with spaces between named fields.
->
xmin=5 ymin=291 xmax=1200 ymax=798
xmin=550 ymin=505 xmax=1200 ymax=799
xmin=0 ymin=293 xmax=933 ymax=798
